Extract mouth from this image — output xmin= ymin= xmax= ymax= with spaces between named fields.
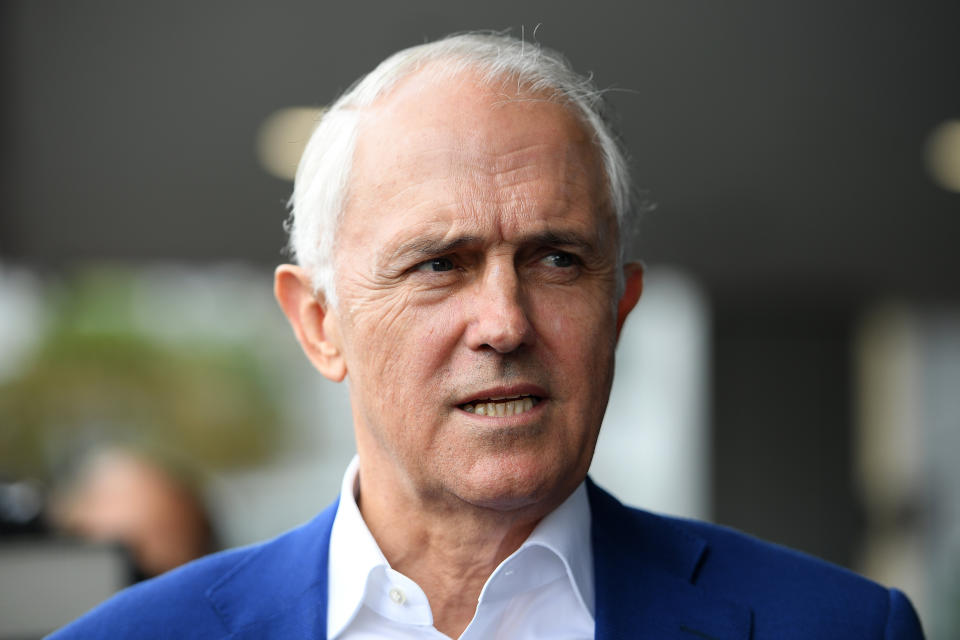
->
xmin=458 ymin=394 xmax=543 ymax=417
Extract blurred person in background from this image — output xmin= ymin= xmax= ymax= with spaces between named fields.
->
xmin=50 ymin=32 xmax=924 ymax=639
xmin=49 ymin=447 xmax=217 ymax=581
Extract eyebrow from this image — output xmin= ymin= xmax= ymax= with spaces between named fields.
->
xmin=390 ymin=235 xmax=484 ymax=261
xmin=387 ymin=229 xmax=602 ymax=264
xmin=523 ymin=230 xmax=599 ymax=253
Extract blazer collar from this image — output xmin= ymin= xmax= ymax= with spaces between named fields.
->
xmin=588 ymin=479 xmax=753 ymax=640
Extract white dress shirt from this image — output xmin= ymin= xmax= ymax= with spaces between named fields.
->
xmin=327 ymin=456 xmax=595 ymax=639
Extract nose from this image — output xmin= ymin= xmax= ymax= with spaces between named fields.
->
xmin=465 ymin=262 xmax=535 ymax=354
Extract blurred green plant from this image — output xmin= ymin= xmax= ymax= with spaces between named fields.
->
xmin=0 ymin=267 xmax=281 ymax=479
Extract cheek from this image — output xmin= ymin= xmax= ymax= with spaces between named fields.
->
xmin=343 ymin=289 xmax=463 ymax=394
xmin=538 ymin=289 xmax=617 ymax=354
xmin=534 ymin=290 xmax=619 ymax=416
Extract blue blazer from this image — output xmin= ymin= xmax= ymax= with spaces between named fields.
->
xmin=49 ymin=480 xmax=924 ymax=639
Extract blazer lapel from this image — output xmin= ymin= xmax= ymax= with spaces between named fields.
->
xmin=588 ymin=480 xmax=752 ymax=640
xmin=207 ymin=497 xmax=339 ymax=639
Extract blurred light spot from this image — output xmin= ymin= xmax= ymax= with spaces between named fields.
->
xmin=255 ymin=107 xmax=326 ymax=181
xmin=0 ymin=267 xmax=45 ymax=382
xmin=925 ymin=120 xmax=960 ymax=193
xmin=0 ymin=481 xmax=43 ymax=524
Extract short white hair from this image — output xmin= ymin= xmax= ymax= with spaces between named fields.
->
xmin=286 ymin=32 xmax=633 ymax=307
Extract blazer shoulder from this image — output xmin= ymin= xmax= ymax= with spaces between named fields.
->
xmin=46 ymin=545 xmax=253 ymax=640
xmin=660 ymin=513 xmax=925 ymax=639
xmin=48 ymin=499 xmax=339 ymax=640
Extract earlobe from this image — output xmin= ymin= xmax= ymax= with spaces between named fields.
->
xmin=274 ymin=264 xmax=347 ymax=382
xmin=615 ymin=262 xmax=644 ymax=337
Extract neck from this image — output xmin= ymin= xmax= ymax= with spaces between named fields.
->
xmin=355 ymin=465 xmax=557 ymax=638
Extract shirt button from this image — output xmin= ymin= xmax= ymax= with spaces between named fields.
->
xmin=389 ymin=587 xmax=406 ymax=605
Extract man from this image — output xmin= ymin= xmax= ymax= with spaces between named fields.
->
xmin=51 ymin=33 xmax=924 ymax=639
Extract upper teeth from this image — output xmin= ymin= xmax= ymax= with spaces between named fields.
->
xmin=462 ymin=396 xmax=537 ymax=416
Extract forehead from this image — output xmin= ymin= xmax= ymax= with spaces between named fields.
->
xmin=340 ymin=68 xmax=611 ymax=247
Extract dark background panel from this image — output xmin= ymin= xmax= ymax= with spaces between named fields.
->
xmin=713 ymin=301 xmax=860 ymax=567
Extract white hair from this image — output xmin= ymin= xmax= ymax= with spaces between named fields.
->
xmin=287 ymin=32 xmax=633 ymax=307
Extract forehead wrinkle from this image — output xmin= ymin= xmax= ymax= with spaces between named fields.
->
xmin=459 ymin=142 xmax=604 ymax=221
xmin=367 ymin=169 xmax=592 ymax=229
xmin=454 ymin=139 xmax=596 ymax=183
xmin=377 ymin=175 xmax=458 ymax=212
xmin=453 ymin=179 xmax=593 ymax=235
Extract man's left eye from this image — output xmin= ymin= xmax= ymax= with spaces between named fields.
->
xmin=543 ymin=252 xmax=576 ymax=268
xmin=416 ymin=257 xmax=455 ymax=272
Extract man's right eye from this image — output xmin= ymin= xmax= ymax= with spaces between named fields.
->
xmin=416 ymin=257 xmax=455 ymax=272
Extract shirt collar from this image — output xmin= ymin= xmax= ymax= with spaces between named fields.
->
xmin=327 ymin=455 xmax=594 ymax=638
xmin=515 ymin=479 xmax=595 ymax=616
xmin=327 ymin=455 xmax=389 ymax=637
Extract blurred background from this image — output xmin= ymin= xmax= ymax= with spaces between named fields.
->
xmin=1 ymin=1 xmax=958 ymax=637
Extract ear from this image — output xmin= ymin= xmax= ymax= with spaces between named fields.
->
xmin=274 ymin=264 xmax=347 ymax=382
xmin=615 ymin=262 xmax=644 ymax=338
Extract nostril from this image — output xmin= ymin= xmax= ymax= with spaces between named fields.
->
xmin=477 ymin=316 xmax=533 ymax=354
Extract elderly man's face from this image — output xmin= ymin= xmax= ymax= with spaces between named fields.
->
xmin=311 ymin=71 xmax=640 ymax=512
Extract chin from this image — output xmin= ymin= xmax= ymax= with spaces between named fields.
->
xmin=451 ymin=455 xmax=583 ymax=514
